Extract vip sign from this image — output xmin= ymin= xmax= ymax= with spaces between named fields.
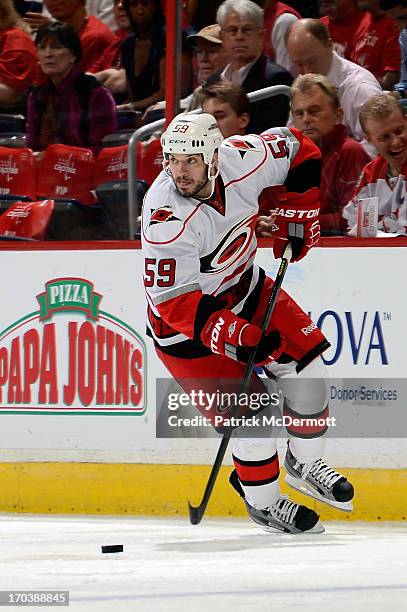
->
xmin=0 ymin=278 xmax=146 ymax=414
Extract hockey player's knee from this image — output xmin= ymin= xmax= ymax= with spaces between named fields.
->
xmin=295 ymin=357 xmax=329 ymax=414
xmin=232 ymin=437 xmax=276 ymax=462
xmin=279 ymin=363 xmax=328 ymax=416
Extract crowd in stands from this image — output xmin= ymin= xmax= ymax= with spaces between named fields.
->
xmin=0 ymin=0 xmax=406 ymax=240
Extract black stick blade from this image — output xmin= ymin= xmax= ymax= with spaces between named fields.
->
xmin=188 ymin=500 xmax=203 ymax=525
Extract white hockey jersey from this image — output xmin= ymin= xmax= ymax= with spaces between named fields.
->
xmin=343 ymin=155 xmax=407 ymax=234
xmin=141 ymin=127 xmax=321 ymax=357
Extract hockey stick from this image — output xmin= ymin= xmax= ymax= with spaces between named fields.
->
xmin=188 ymin=246 xmax=292 ymax=524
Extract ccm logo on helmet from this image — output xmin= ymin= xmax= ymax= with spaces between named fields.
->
xmin=210 ymin=316 xmax=225 ymax=353
xmin=301 ymin=322 xmax=316 ymax=336
xmin=276 ymin=208 xmax=319 ymax=219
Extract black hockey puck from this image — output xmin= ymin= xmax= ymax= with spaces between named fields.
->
xmin=101 ymin=544 xmax=124 ymax=553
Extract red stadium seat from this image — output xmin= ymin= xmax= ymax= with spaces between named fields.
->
xmin=37 ymin=144 xmax=96 ymax=205
xmin=0 ymin=199 xmax=54 ymax=240
xmin=94 ymin=141 xmax=146 ymax=185
xmin=94 ymin=141 xmax=147 ymax=239
xmin=94 ymin=144 xmax=128 ymax=185
xmin=138 ymin=137 xmax=163 ymax=186
xmin=0 ymin=146 xmax=36 ymax=201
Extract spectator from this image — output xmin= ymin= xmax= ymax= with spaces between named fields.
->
xmin=119 ymin=0 xmax=192 ymax=112
xmin=286 ymin=18 xmax=382 ymax=152
xmin=257 ymin=0 xmax=300 ymax=72
xmin=208 ymin=0 xmax=293 ymax=133
xmin=343 ymin=93 xmax=407 ymax=233
xmin=26 ymin=22 xmax=117 ymax=158
xmin=201 ymin=80 xmax=250 ymax=137
xmin=24 ymin=0 xmax=116 ymax=31
xmin=0 ymin=0 xmax=37 ymax=109
xmin=185 ymin=24 xmax=228 ymax=110
xmin=318 ymin=0 xmax=367 ymax=59
xmin=352 ymin=1 xmax=400 ymax=90
xmin=380 ymin=0 xmax=407 ymax=95
xmin=320 ymin=0 xmax=400 ymax=89
xmin=42 ymin=0 xmax=116 ymax=72
xmin=88 ymin=0 xmax=131 ymax=80
xmin=291 ymin=73 xmax=370 ymax=233
xmin=188 ymin=25 xmax=228 ymax=86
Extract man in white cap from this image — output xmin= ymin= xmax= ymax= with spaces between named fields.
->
xmin=185 ymin=24 xmax=228 ymax=110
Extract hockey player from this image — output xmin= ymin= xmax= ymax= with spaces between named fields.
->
xmin=141 ymin=112 xmax=354 ymax=534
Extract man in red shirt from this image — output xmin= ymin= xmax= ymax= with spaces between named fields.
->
xmin=43 ymin=0 xmax=116 ymax=72
xmin=352 ymin=0 xmax=400 ymax=89
xmin=319 ymin=0 xmax=367 ymax=58
xmin=291 ymin=72 xmax=371 ymax=233
xmin=319 ymin=0 xmax=400 ymax=89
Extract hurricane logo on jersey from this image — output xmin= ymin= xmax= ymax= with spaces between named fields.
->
xmin=200 ymin=215 xmax=257 ymax=275
xmin=225 ymin=139 xmax=256 ymax=159
xmin=149 ymin=206 xmax=180 ymax=226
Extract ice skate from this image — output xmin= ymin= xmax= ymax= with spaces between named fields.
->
xmin=229 ymin=470 xmax=325 ymax=534
xmin=284 ymin=443 xmax=354 ymax=511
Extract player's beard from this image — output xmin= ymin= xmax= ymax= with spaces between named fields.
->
xmin=174 ymin=172 xmax=209 ymax=198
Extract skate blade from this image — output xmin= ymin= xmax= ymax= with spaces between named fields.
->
xmin=285 ymin=474 xmax=353 ymax=512
xmin=259 ymin=520 xmax=325 ymax=535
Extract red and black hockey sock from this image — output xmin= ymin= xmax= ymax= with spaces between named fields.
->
xmin=283 ymin=403 xmax=329 ymax=439
xmin=231 ymin=452 xmax=280 ymax=509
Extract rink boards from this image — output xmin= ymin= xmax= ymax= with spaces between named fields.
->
xmin=0 ymin=239 xmax=406 ymax=519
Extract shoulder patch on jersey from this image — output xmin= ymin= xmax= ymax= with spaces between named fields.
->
xmin=149 ymin=205 xmax=181 ymax=226
xmin=225 ymin=138 xmax=256 ymax=159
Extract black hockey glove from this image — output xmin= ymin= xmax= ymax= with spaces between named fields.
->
xmin=236 ymin=330 xmax=283 ymax=366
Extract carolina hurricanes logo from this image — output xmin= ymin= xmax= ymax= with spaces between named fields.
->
xmin=149 ymin=206 xmax=180 ymax=226
xmin=200 ymin=216 xmax=257 ymax=275
xmin=226 ymin=139 xmax=255 ymax=151
xmin=225 ymin=139 xmax=256 ymax=159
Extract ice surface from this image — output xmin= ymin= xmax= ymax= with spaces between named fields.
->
xmin=0 ymin=515 xmax=406 ymax=612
